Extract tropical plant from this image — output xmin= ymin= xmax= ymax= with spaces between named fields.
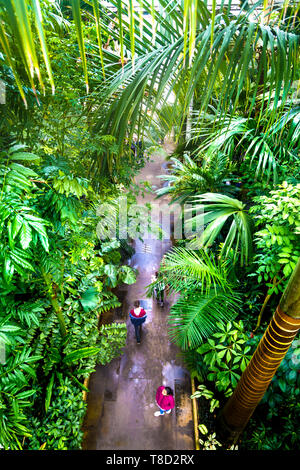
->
xmin=250 ymin=182 xmax=300 ymax=286
xmin=218 ymin=259 xmax=300 ymax=446
xmin=96 ymin=323 xmax=127 ymax=365
xmin=186 ymin=193 xmax=253 ymax=266
xmin=249 ymin=182 xmax=300 ymax=329
xmin=195 ymin=321 xmax=252 ymax=396
xmin=155 ymin=153 xmax=232 ymax=204
xmin=191 ymin=384 xmax=220 ymax=414
xmin=0 ymin=141 xmax=134 ymax=449
xmin=243 ymin=399 xmax=300 ymax=451
xmin=0 ymin=347 xmax=42 ymax=449
xmin=0 ymin=0 xmax=299 ymax=453
xmin=147 ymin=246 xmax=241 ymax=349
xmin=1 ymin=1 xmax=299 ymax=176
xmin=167 ymin=288 xmax=241 ymax=351
xmin=91 ymin=1 xmax=299 ymax=171
xmin=191 ymin=106 xmax=300 ymax=185
xmin=261 ymin=338 xmax=300 ymax=418
xmin=199 ymin=432 xmax=222 ymax=450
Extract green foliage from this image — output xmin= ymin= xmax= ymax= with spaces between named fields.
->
xmin=0 ymin=346 xmax=42 ymax=449
xmin=242 ymin=339 xmax=300 ymax=450
xmin=27 ymin=377 xmax=87 ymax=450
xmin=0 ymin=0 xmax=299 ymax=453
xmin=199 ymin=432 xmax=222 ymax=450
xmin=261 ymin=338 xmax=300 ymax=416
xmin=156 ymin=153 xmax=231 ymax=204
xmin=52 ymin=171 xmax=89 ymax=198
xmin=96 ymin=323 xmax=127 ymax=365
xmin=196 ymin=107 xmax=300 ymax=185
xmin=148 ymin=246 xmax=242 ymax=350
xmin=187 ymin=193 xmax=253 ymax=266
xmin=249 ymin=182 xmax=300 ymax=292
xmin=0 ymin=146 xmax=50 ymax=290
xmin=191 ymin=385 xmax=220 ymax=414
xmin=167 ymin=288 xmax=240 ymax=350
xmin=195 ymin=321 xmax=252 ymax=396
xmin=0 ymin=143 xmax=135 ymax=449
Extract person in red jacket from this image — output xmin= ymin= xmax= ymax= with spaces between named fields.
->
xmin=154 ymin=386 xmax=175 ymax=416
xmin=129 ymin=300 xmax=147 ymax=344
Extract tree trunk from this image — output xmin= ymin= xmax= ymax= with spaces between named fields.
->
xmin=42 ymin=270 xmax=67 ymax=337
xmin=217 ymin=258 xmax=300 ymax=446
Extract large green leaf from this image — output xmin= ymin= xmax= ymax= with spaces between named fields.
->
xmin=63 ymin=347 xmax=100 ymax=364
xmin=168 ymin=287 xmax=240 ymax=350
xmin=119 ymin=265 xmax=136 ymax=285
xmin=79 ymin=287 xmax=100 ymax=312
xmin=45 ymin=373 xmax=55 ymax=413
xmin=2 ymin=1 xmax=298 ymax=178
xmin=187 ymin=193 xmax=253 ymax=266
xmin=104 ymin=264 xmax=118 ymax=287
xmin=156 ymin=246 xmax=230 ymax=295
xmin=10 ymin=152 xmax=41 ymax=162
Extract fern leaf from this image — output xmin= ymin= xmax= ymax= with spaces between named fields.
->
xmin=19 ymin=222 xmax=32 ymax=249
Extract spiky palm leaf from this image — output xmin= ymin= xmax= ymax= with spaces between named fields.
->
xmin=193 ymin=106 xmax=300 ymax=184
xmin=186 ymin=193 xmax=253 ymax=266
xmin=156 ymin=152 xmax=231 ymax=204
xmin=1 ymin=2 xmax=298 ymax=166
xmin=92 ymin=2 xmax=299 ymax=166
xmin=150 ymin=245 xmax=240 ymax=350
xmin=167 ymin=287 xmax=240 ymax=350
xmin=157 ymin=245 xmax=231 ymax=294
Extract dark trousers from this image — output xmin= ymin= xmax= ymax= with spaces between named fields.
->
xmin=130 ymin=317 xmax=146 ymax=343
xmin=134 ymin=324 xmax=142 ymax=342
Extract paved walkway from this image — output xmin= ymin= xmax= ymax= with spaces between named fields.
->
xmin=82 ymin=147 xmax=194 ymax=450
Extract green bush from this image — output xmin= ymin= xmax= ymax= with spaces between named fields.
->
xmin=195 ymin=321 xmax=253 ymax=396
xmin=26 ymin=377 xmax=86 ymax=450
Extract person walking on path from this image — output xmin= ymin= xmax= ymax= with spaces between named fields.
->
xmin=151 ymin=271 xmax=165 ymax=307
xmin=154 ymin=386 xmax=175 ymax=416
xmin=129 ymin=300 xmax=147 ymax=344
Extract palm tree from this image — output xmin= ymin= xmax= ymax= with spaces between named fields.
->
xmin=1 ymin=1 xmax=299 ymax=174
xmin=91 ymin=1 xmax=299 ymax=171
xmin=155 ymin=152 xmax=232 ymax=204
xmin=217 ymin=257 xmax=300 ymax=447
xmin=148 ymin=246 xmax=241 ymax=348
xmin=168 ymin=287 xmax=241 ymax=350
xmin=185 ymin=193 xmax=253 ymax=266
xmin=190 ymin=107 xmax=300 ymax=186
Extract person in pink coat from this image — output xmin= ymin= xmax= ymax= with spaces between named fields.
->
xmin=154 ymin=386 xmax=175 ymax=416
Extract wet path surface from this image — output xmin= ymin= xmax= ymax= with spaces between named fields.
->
xmin=82 ymin=148 xmax=194 ymax=450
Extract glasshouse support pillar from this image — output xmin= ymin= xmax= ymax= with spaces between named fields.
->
xmin=217 ymin=258 xmax=300 ymax=446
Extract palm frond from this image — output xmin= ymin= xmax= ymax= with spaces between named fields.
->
xmin=159 ymin=246 xmax=230 ymax=294
xmin=156 ymin=152 xmax=232 ymax=203
xmin=186 ymin=193 xmax=253 ymax=266
xmin=167 ymin=287 xmax=240 ymax=350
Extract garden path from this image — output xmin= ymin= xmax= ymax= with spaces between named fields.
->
xmin=82 ymin=145 xmax=194 ymax=450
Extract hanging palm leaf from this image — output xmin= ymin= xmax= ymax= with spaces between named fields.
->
xmin=155 ymin=153 xmax=231 ymax=204
xmin=92 ymin=2 xmax=299 ymax=171
xmin=149 ymin=245 xmax=240 ymax=350
xmin=156 ymin=245 xmax=231 ymax=295
xmin=71 ymin=0 xmax=89 ymax=93
xmin=186 ymin=193 xmax=253 ymax=266
xmin=192 ymin=105 xmax=300 ymax=184
xmin=92 ymin=0 xmax=105 ymax=78
xmin=167 ymin=287 xmax=240 ymax=350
